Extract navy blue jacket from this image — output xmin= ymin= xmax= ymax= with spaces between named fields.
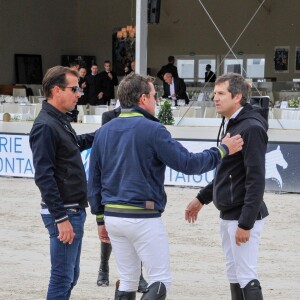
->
xmin=88 ymin=106 xmax=228 ymax=224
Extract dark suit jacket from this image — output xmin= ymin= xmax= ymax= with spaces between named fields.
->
xmin=85 ymin=74 xmax=102 ymax=105
xmin=205 ymin=71 xmax=216 ymax=82
xmin=78 ymin=76 xmax=87 ymax=105
xmin=162 ymin=77 xmax=189 ymax=104
xmin=157 ymin=63 xmax=178 ymax=81
xmin=101 ymin=106 xmax=121 ymax=125
xmin=98 ymin=71 xmax=119 ymax=102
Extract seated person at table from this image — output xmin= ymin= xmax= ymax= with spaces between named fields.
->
xmin=162 ymin=73 xmax=189 ymax=105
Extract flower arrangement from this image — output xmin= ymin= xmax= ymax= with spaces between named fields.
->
xmin=157 ymin=99 xmax=175 ymax=125
xmin=288 ymin=97 xmax=300 ymax=108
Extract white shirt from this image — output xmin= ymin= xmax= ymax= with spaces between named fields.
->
xmin=169 ymin=79 xmax=175 ymax=97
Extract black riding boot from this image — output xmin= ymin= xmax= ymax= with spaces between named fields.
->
xmin=230 ymin=283 xmax=244 ymax=300
xmin=114 ymin=280 xmax=136 ymax=300
xmin=115 ymin=290 xmax=136 ymax=300
xmin=140 ymin=282 xmax=166 ymax=300
xmin=97 ymin=241 xmax=112 ymax=286
xmin=242 ymin=279 xmax=263 ymax=300
xmin=137 ymin=263 xmax=148 ymax=293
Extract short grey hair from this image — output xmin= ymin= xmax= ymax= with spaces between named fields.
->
xmin=117 ymin=73 xmax=155 ymax=107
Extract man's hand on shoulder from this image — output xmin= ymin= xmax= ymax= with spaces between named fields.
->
xmin=222 ymin=133 xmax=243 ymax=155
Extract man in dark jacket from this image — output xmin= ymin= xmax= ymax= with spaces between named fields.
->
xmin=29 ymin=66 xmax=95 ymax=300
xmin=98 ymin=60 xmax=119 ymax=105
xmin=186 ymin=73 xmax=268 ymax=300
xmin=162 ymin=72 xmax=189 ymax=105
xmin=88 ymin=73 xmax=244 ymax=300
xmin=86 ymin=63 xmax=102 ymax=105
xmin=204 ymin=64 xmax=216 ymax=82
xmin=157 ymin=56 xmax=178 ymax=81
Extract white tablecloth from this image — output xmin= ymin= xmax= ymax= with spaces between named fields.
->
xmin=281 ymin=108 xmax=300 ymax=120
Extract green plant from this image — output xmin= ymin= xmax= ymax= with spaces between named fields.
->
xmin=288 ymin=97 xmax=300 ymax=108
xmin=157 ymin=100 xmax=175 ymax=125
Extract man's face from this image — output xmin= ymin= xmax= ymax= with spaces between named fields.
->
xmin=143 ymin=82 xmax=156 ymax=116
xmin=91 ymin=65 xmax=98 ymax=75
xmin=213 ymin=81 xmax=241 ymax=118
xmin=79 ymin=68 xmax=87 ymax=78
xmin=163 ymin=74 xmax=172 ymax=84
xmin=58 ymin=73 xmax=81 ymax=113
xmin=104 ymin=63 xmax=111 ymax=72
xmin=131 ymin=61 xmax=135 ymax=71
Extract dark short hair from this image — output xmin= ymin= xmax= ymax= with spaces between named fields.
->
xmin=215 ymin=73 xmax=250 ymax=105
xmin=168 ymin=56 xmax=175 ymax=63
xmin=42 ymin=66 xmax=78 ymax=99
xmin=206 ymin=64 xmax=211 ymax=69
xmin=69 ymin=61 xmax=79 ymax=68
xmin=117 ymin=73 xmax=155 ymax=107
xmin=104 ymin=60 xmax=111 ymax=65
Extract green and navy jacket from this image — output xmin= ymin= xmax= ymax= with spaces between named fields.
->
xmin=87 ymin=106 xmax=228 ymax=225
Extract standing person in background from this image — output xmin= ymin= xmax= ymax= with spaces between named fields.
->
xmin=69 ymin=61 xmax=80 ymax=71
xmin=162 ymin=72 xmax=189 ymax=105
xmin=86 ymin=63 xmax=102 ymax=106
xmin=130 ymin=60 xmax=136 ymax=74
xmin=88 ymin=73 xmax=243 ymax=300
xmin=98 ymin=60 xmax=119 ymax=105
xmin=185 ymin=73 xmax=268 ymax=300
xmin=29 ymin=66 xmax=95 ymax=300
xmin=124 ymin=62 xmax=132 ymax=76
xmin=157 ymin=56 xmax=178 ymax=82
xmin=78 ymin=67 xmax=87 ymax=105
xmin=205 ymin=64 xmax=216 ymax=82
xmin=95 ymin=102 xmax=148 ymax=293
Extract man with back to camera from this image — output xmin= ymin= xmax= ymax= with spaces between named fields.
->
xmin=157 ymin=55 xmax=178 ymax=81
xmin=29 ymin=66 xmax=95 ymax=300
xmin=95 ymin=100 xmax=148 ymax=293
xmin=87 ymin=73 xmax=244 ymax=299
xmin=185 ymin=73 xmax=268 ymax=300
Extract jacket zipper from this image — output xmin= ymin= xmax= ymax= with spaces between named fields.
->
xmin=229 ymin=174 xmax=234 ymax=203
xmin=64 ymin=125 xmax=80 ymax=147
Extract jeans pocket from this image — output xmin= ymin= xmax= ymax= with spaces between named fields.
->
xmin=41 ymin=214 xmax=58 ymax=238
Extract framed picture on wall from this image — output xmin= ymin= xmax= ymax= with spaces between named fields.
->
xmin=295 ymin=47 xmax=300 ymax=72
xmin=15 ymin=54 xmax=43 ymax=84
xmin=274 ymin=47 xmax=289 ymax=72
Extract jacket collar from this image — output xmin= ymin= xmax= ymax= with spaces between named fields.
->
xmin=42 ymin=100 xmax=74 ymax=124
xmin=121 ymin=105 xmax=160 ymax=123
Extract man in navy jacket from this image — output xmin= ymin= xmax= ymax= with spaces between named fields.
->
xmin=88 ymin=73 xmax=243 ymax=300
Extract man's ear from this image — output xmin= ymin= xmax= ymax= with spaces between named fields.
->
xmin=233 ymin=93 xmax=242 ymax=104
xmin=52 ymin=85 xmax=61 ymax=96
xmin=138 ymin=94 xmax=147 ymax=108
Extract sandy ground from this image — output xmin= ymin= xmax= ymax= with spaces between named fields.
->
xmin=0 ymin=177 xmax=299 ymax=300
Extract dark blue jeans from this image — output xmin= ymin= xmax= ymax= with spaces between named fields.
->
xmin=41 ymin=208 xmax=86 ymax=300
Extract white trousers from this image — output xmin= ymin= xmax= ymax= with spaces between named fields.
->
xmin=105 ymin=216 xmax=172 ymax=292
xmin=220 ymin=219 xmax=265 ymax=288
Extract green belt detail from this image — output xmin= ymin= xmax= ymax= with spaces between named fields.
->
xmin=106 ymin=204 xmax=143 ymax=210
